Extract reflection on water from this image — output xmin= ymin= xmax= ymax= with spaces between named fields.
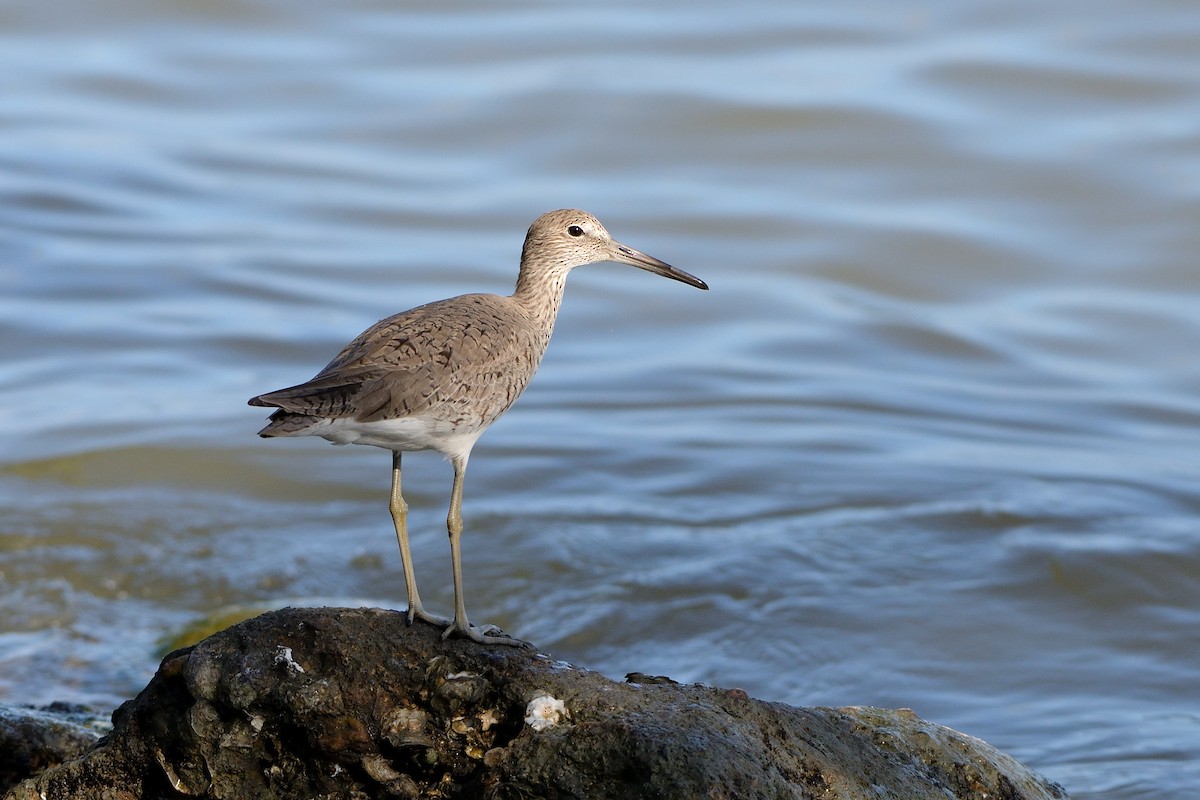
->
xmin=4 ymin=2 xmax=1200 ymax=797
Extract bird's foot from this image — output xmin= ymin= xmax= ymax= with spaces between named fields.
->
xmin=441 ymin=619 xmax=533 ymax=649
xmin=406 ymin=604 xmax=452 ymax=629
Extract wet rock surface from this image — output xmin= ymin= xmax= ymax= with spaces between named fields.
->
xmin=0 ymin=703 xmax=107 ymax=793
xmin=3 ymin=607 xmax=1068 ymax=799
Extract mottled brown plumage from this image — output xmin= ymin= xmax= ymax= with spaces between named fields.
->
xmin=249 ymin=209 xmax=707 ymax=645
xmin=254 ymin=295 xmax=539 ymax=446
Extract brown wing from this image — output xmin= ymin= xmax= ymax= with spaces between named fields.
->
xmin=249 ymin=293 xmax=541 ymax=432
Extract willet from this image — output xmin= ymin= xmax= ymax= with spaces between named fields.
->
xmin=249 ymin=209 xmax=708 ymax=645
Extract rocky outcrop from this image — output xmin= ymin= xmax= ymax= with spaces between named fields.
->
xmin=0 ymin=703 xmax=105 ymax=793
xmin=3 ymin=607 xmax=1068 ymax=799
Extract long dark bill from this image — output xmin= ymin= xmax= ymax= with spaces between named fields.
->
xmin=609 ymin=241 xmax=709 ymax=290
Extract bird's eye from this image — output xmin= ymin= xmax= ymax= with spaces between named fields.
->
xmin=567 ymin=225 xmax=584 ymax=237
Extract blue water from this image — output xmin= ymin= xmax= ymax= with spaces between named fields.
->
xmin=3 ymin=3 xmax=1200 ymax=797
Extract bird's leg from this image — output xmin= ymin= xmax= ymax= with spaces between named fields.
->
xmin=390 ymin=451 xmax=450 ymax=628
xmin=442 ymin=455 xmax=529 ymax=647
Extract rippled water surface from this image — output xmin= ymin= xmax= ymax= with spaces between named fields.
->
xmin=4 ymin=2 xmax=1200 ymax=797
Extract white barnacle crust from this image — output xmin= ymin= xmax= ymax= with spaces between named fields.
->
xmin=273 ymin=645 xmax=306 ymax=674
xmin=524 ymin=695 xmax=569 ymax=731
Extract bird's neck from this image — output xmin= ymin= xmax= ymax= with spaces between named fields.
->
xmin=512 ymin=266 xmax=569 ymax=333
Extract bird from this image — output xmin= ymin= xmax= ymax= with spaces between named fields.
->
xmin=248 ymin=209 xmax=708 ymax=646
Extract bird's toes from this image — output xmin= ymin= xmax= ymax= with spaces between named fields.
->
xmin=442 ymin=620 xmax=532 ymax=649
xmin=407 ymin=606 xmax=453 ymax=628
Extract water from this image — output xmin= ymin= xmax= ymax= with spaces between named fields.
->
xmin=3 ymin=2 xmax=1199 ymax=797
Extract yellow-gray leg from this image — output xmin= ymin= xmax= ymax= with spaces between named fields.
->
xmin=443 ymin=455 xmax=527 ymax=647
xmin=390 ymin=451 xmax=450 ymax=627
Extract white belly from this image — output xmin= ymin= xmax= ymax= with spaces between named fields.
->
xmin=315 ymin=414 xmax=486 ymax=460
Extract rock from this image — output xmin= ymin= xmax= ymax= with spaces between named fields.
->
xmin=0 ymin=702 xmax=107 ymax=793
xmin=3 ymin=607 xmax=1068 ymax=799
